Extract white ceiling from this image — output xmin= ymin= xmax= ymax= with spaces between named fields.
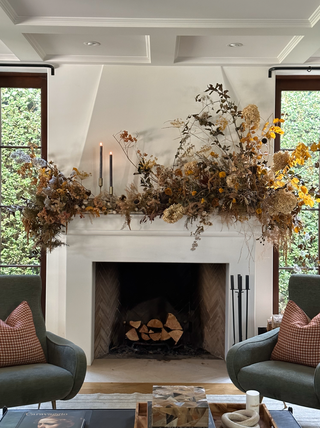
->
xmin=1 ymin=0 xmax=320 ymax=68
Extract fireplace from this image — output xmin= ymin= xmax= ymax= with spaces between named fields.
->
xmin=94 ymin=262 xmax=226 ymax=359
xmin=46 ymin=214 xmax=273 ymax=365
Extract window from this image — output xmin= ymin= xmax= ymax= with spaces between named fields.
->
xmin=0 ymin=73 xmax=47 ymax=310
xmin=274 ymin=76 xmax=320 ymax=313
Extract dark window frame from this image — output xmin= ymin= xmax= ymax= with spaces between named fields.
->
xmin=0 ymin=72 xmax=47 ymax=315
xmin=273 ymin=75 xmax=320 ymax=313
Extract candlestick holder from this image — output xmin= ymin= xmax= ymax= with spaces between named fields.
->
xmin=109 ymin=186 xmax=113 ymax=195
xmin=99 ymin=177 xmax=103 ymax=192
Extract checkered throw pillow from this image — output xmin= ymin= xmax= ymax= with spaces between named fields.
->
xmin=0 ymin=300 xmax=46 ymax=367
xmin=271 ymin=300 xmax=320 ymax=367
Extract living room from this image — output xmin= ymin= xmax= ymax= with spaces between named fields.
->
xmin=1 ymin=1 xmax=320 ymax=427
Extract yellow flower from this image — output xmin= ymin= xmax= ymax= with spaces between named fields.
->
xmin=219 ymin=188 xmax=224 ymax=193
xmin=310 ymin=142 xmax=318 ymax=152
xmin=272 ymin=126 xmax=285 ymax=135
xmin=300 ymin=186 xmax=308 ymax=195
xmin=267 ymin=131 xmax=276 ymax=139
xmin=192 ymin=190 xmax=197 ymax=196
xmin=232 ymin=198 xmax=236 ymax=203
xmin=201 ymin=198 xmax=205 ymax=204
xmin=291 ymin=143 xmax=311 ymax=165
xmin=294 ymin=226 xmax=300 ymax=233
xmin=298 ymin=192 xmax=315 ymax=207
xmin=210 ymin=151 xmax=219 ymax=158
xmin=256 ymin=208 xmax=262 ymax=215
xmin=165 ymin=188 xmax=173 ymax=196
xmin=262 ymin=121 xmax=269 ymax=131
xmin=219 ymin=171 xmax=226 ymax=178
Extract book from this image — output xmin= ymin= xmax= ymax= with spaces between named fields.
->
xmin=16 ymin=410 xmax=87 ymax=428
xmin=1 ymin=409 xmax=136 ymax=428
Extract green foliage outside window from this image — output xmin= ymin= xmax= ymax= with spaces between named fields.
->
xmin=279 ymin=90 xmax=320 ymax=312
xmin=0 ymin=87 xmax=42 ymax=275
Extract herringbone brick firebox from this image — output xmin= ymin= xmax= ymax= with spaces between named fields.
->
xmin=94 ymin=262 xmax=226 ymax=360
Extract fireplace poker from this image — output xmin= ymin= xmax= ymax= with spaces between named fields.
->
xmin=230 ymin=275 xmax=236 ymax=345
xmin=245 ymin=275 xmax=250 ymax=339
xmin=237 ymin=274 xmax=243 ymax=342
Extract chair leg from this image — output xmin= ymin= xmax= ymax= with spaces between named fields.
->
xmin=38 ymin=401 xmax=56 ymax=409
xmin=282 ymin=401 xmax=287 ymax=409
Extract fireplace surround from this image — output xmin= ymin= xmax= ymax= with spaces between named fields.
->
xmin=46 ymin=214 xmax=273 ymax=365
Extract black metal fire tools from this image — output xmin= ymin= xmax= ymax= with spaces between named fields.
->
xmin=230 ymin=275 xmax=236 ymax=345
xmin=230 ymin=274 xmax=250 ymax=343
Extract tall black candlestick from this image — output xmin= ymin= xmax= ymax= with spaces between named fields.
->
xmin=99 ymin=142 xmax=103 ymax=189
xmin=99 ymin=143 xmax=103 ymax=178
xmin=109 ymin=151 xmax=113 ymax=195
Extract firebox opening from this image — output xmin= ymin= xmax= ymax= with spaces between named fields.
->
xmin=94 ymin=262 xmax=226 ymax=360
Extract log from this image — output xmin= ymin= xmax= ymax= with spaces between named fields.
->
xmin=169 ymin=329 xmax=183 ymax=344
xmin=149 ymin=332 xmax=162 ymax=341
xmin=126 ymin=328 xmax=139 ymax=341
xmin=164 ymin=313 xmax=182 ymax=330
xmin=139 ymin=324 xmax=148 ymax=333
xmin=129 ymin=320 xmax=141 ymax=329
xmin=141 ymin=333 xmax=150 ymax=341
xmin=161 ymin=328 xmax=171 ymax=341
xmin=147 ymin=318 xmax=163 ymax=329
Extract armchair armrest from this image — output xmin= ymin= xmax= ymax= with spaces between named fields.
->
xmin=46 ymin=331 xmax=87 ymax=400
xmin=314 ymin=362 xmax=320 ymax=402
xmin=226 ymin=329 xmax=279 ymax=392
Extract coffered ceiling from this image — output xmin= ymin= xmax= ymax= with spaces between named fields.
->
xmin=1 ymin=0 xmax=320 ymax=67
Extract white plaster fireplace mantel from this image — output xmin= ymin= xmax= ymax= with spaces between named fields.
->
xmin=46 ymin=214 xmax=273 ymax=365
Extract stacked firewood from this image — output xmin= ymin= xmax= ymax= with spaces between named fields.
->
xmin=125 ymin=312 xmax=183 ymax=344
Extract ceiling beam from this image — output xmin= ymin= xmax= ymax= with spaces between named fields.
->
xmin=0 ymin=8 xmax=43 ymax=61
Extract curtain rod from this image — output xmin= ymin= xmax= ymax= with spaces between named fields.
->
xmin=0 ymin=63 xmax=55 ymax=76
xmin=268 ymin=66 xmax=320 ymax=78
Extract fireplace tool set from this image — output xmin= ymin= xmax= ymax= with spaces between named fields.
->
xmin=230 ymin=274 xmax=250 ymax=344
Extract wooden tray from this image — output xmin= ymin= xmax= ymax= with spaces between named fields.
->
xmin=134 ymin=402 xmax=148 ymax=428
xmin=134 ymin=402 xmax=278 ymax=428
xmin=209 ymin=403 xmax=278 ymax=428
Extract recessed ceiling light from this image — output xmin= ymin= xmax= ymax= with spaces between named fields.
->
xmin=83 ymin=41 xmax=101 ymax=47
xmin=228 ymin=43 xmax=243 ymax=48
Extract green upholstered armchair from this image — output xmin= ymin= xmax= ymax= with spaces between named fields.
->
xmin=0 ymin=275 xmax=87 ymax=409
xmin=226 ymin=274 xmax=320 ymax=409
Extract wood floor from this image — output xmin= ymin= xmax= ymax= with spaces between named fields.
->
xmin=80 ymin=382 xmax=244 ymax=395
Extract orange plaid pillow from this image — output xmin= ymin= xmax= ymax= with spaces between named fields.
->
xmin=271 ymin=300 xmax=320 ymax=367
xmin=0 ymin=301 xmax=46 ymax=367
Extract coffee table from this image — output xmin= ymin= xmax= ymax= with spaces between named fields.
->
xmin=1 ymin=403 xmax=302 ymax=428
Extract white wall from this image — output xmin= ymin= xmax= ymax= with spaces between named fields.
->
xmin=46 ymin=65 xmax=275 ymax=353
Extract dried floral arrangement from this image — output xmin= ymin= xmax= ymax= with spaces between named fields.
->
xmin=11 ymin=83 xmax=320 ymax=252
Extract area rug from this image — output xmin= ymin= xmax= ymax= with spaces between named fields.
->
xmin=11 ymin=393 xmax=320 ymax=428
